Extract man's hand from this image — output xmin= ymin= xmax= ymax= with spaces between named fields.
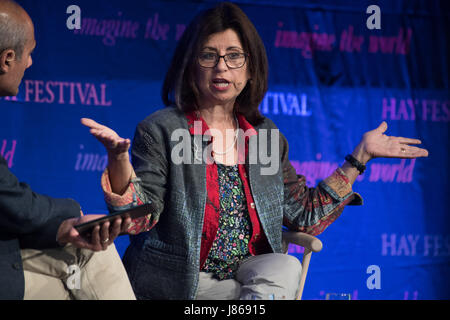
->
xmin=56 ymin=213 xmax=132 ymax=251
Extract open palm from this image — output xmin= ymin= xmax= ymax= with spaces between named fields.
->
xmin=361 ymin=121 xmax=429 ymax=161
xmin=81 ymin=118 xmax=130 ymax=156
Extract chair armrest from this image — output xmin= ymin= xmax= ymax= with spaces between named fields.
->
xmin=282 ymin=231 xmax=323 ymax=253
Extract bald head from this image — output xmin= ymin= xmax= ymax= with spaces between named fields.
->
xmin=0 ymin=0 xmax=33 ymax=61
xmin=0 ymin=0 xmax=35 ymax=96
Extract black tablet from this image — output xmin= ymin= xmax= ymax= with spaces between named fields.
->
xmin=74 ymin=203 xmax=155 ymax=235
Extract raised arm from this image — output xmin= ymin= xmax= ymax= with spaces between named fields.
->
xmin=81 ymin=118 xmax=133 ymax=195
xmin=281 ymin=121 xmax=428 ymax=235
xmin=341 ymin=121 xmax=429 ymax=184
xmin=81 ymin=118 xmax=167 ymax=235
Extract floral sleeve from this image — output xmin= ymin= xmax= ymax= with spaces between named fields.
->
xmin=281 ymin=132 xmax=363 ymax=236
xmin=101 ymin=168 xmax=157 ymax=235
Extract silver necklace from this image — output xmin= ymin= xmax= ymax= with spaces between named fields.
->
xmin=211 ymin=113 xmax=239 ymax=155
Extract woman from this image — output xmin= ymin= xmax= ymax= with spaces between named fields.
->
xmin=81 ymin=2 xmax=428 ymax=300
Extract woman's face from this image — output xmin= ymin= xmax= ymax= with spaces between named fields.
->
xmin=194 ymin=28 xmax=250 ymax=108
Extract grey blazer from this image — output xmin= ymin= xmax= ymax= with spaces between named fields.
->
xmin=110 ymin=106 xmax=361 ymax=299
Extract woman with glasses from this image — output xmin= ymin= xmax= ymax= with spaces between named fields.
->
xmin=82 ymin=2 xmax=428 ymax=300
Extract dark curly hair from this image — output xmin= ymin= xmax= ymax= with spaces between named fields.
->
xmin=161 ymin=2 xmax=268 ymax=126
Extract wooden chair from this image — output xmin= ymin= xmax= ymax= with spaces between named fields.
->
xmin=282 ymin=231 xmax=323 ymax=300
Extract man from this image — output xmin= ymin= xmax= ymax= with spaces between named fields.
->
xmin=0 ymin=0 xmax=135 ymax=299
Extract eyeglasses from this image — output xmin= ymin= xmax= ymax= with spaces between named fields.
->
xmin=197 ymin=52 xmax=248 ymax=69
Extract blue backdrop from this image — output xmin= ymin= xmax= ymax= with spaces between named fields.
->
xmin=1 ymin=0 xmax=448 ymax=300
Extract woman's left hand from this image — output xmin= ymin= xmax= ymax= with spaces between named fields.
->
xmin=352 ymin=121 xmax=429 ymax=164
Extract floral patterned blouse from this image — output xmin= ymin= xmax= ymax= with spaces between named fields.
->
xmin=201 ymin=163 xmax=252 ymax=280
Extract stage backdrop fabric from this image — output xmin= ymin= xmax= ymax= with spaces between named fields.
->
xmin=1 ymin=0 xmax=449 ymax=300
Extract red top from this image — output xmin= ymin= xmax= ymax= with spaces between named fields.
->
xmin=101 ymin=111 xmax=358 ymax=269
xmin=185 ymin=111 xmax=271 ymax=268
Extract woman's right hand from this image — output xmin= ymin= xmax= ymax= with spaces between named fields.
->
xmin=81 ymin=118 xmax=131 ymax=160
xmin=82 ymin=118 xmax=134 ymax=195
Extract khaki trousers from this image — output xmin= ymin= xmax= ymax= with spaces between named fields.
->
xmin=21 ymin=244 xmax=135 ymax=300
